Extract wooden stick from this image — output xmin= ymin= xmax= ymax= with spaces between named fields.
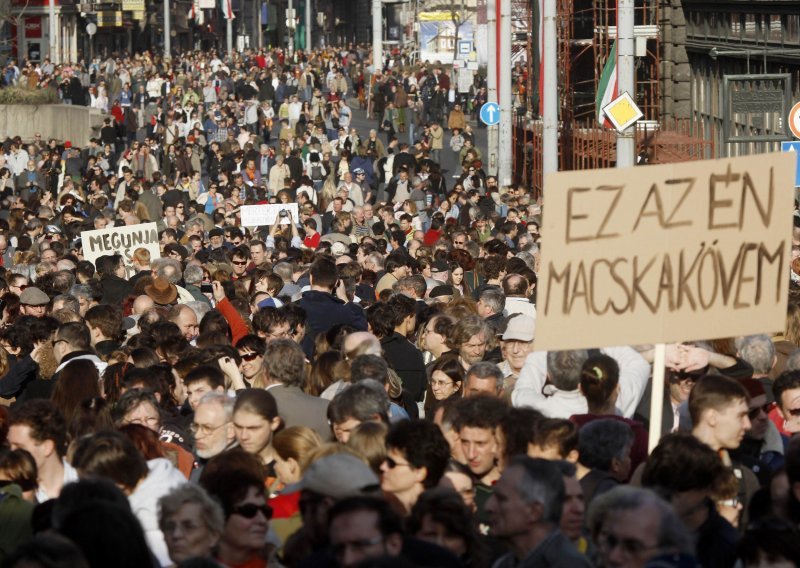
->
xmin=648 ymin=342 xmax=666 ymax=453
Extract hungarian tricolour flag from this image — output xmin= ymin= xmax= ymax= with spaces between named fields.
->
xmin=222 ymin=0 xmax=235 ymax=19
xmin=189 ymin=0 xmax=205 ymax=24
xmin=596 ymin=41 xmax=618 ymax=128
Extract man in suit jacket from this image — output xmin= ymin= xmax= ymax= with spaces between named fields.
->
xmin=264 ymin=339 xmax=332 ymax=440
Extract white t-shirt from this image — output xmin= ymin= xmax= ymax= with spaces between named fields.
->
xmin=36 ymin=459 xmax=78 ymax=503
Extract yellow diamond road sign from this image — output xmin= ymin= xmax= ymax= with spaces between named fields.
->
xmin=602 ymin=91 xmax=644 ymax=132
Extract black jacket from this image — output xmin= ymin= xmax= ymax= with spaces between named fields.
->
xmin=381 ymin=332 xmax=427 ymax=402
xmin=100 ymin=274 xmax=134 ymax=306
xmin=297 ymin=290 xmax=367 ymax=358
xmin=286 ymin=156 xmax=304 ymax=183
xmin=392 ymin=151 xmax=417 ymax=176
xmin=0 ymin=355 xmax=38 ymax=400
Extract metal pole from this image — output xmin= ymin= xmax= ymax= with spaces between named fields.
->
xmin=486 ymin=0 xmax=498 ymax=177
xmin=227 ymin=11 xmax=233 ymax=55
xmin=542 ymin=0 xmax=557 ymax=177
xmin=257 ymin=1 xmax=263 ymax=48
xmin=372 ymin=0 xmax=382 ymax=74
xmin=48 ymin=0 xmax=57 ymax=63
xmin=289 ymin=0 xmax=295 ymax=55
xmin=616 ymin=0 xmax=635 ymax=168
xmin=306 ymin=0 xmax=312 ymax=51
xmin=497 ymin=0 xmax=512 ymax=186
xmin=164 ymin=0 xmax=171 ymax=57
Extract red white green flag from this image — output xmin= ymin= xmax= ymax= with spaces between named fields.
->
xmin=596 ymin=41 xmax=618 ymax=128
xmin=222 ymin=0 xmax=235 ymax=19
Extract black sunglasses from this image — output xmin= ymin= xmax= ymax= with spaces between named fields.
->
xmin=240 ymin=352 xmax=260 ymax=362
xmin=748 ymin=403 xmax=772 ymax=420
xmin=231 ymin=503 xmax=272 ymax=520
xmin=383 ymin=457 xmax=411 ymax=469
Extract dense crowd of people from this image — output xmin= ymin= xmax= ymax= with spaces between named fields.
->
xmin=0 ymin=43 xmax=798 ymax=568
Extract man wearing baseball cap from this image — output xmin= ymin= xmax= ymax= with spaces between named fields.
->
xmin=499 ymin=314 xmax=535 ymax=396
xmin=285 ymin=453 xmax=461 ymax=568
xmin=283 ymin=453 xmax=381 ymax=560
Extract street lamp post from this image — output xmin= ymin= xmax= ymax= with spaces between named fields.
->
xmin=372 ymin=0 xmax=382 ymax=73
xmin=616 ymin=0 xmax=635 ymax=168
xmin=49 ymin=0 xmax=57 ymax=63
xmin=164 ymin=0 xmax=171 ymax=57
xmin=306 ymin=0 xmax=312 ymax=51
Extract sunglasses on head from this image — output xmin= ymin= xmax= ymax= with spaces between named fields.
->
xmin=240 ymin=352 xmax=260 ymax=362
xmin=231 ymin=503 xmax=273 ymax=520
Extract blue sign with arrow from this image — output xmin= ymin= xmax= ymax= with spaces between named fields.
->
xmin=480 ymin=102 xmax=500 ymax=126
xmin=781 ymin=141 xmax=800 ymax=187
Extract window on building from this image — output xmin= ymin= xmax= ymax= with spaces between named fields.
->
xmin=769 ymin=15 xmax=783 ymax=43
xmin=786 ymin=15 xmax=800 ymax=45
xmin=744 ymin=13 xmax=758 ymax=41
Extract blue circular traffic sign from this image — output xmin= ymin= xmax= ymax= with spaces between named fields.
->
xmin=480 ymin=102 xmax=500 ymax=126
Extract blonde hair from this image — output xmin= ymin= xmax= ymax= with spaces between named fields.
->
xmin=305 ymin=442 xmax=366 ymax=467
xmin=133 ymin=247 xmax=151 ymax=264
xmin=786 ymin=301 xmax=800 ymax=346
xmin=273 ymin=426 xmax=323 ymax=472
xmin=0 ymin=346 xmax=9 ymax=378
xmin=346 ymin=421 xmax=388 ymax=475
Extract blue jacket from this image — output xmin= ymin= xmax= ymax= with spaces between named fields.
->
xmin=297 ymin=290 xmax=367 ymax=358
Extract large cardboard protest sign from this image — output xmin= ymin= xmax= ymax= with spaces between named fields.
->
xmin=81 ymin=222 xmax=161 ymax=276
xmin=535 ymin=153 xmax=796 ymax=351
xmin=240 ymin=203 xmax=299 ymax=227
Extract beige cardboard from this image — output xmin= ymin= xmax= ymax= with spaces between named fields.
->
xmin=82 ymin=222 xmax=161 ymax=278
xmin=535 ymin=152 xmax=796 ymax=351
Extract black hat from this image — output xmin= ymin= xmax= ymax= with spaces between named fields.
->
xmin=209 ymin=227 xmax=225 ymax=238
xmin=429 ymin=285 xmax=455 ymax=298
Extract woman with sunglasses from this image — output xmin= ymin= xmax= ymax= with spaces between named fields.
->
xmin=235 ymin=335 xmax=268 ymax=389
xmin=201 ymin=465 xmax=273 ymax=568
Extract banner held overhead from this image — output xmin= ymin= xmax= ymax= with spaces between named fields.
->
xmin=535 ymin=152 xmax=795 ymax=351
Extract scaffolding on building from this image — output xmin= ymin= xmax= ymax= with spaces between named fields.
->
xmin=511 ymin=0 xmax=711 ymax=197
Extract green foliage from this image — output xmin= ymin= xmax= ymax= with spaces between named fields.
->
xmin=0 ymin=86 xmax=59 ymax=105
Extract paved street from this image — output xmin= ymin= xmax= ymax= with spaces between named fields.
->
xmin=347 ymin=103 xmax=490 ymax=179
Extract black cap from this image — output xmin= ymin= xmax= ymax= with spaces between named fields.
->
xmin=430 ymin=285 xmax=455 ymax=298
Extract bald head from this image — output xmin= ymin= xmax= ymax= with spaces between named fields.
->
xmin=503 ymin=273 xmax=529 ymax=297
xmin=343 ymin=331 xmax=382 ymax=358
xmin=132 ymin=294 xmax=155 ymax=315
xmin=168 ymin=304 xmax=199 ymax=341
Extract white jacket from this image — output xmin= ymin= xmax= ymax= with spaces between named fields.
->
xmin=512 ymin=346 xmax=651 ymax=419
xmin=128 ymin=458 xmax=187 ymax=567
xmin=504 ymin=296 xmax=537 ymax=320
